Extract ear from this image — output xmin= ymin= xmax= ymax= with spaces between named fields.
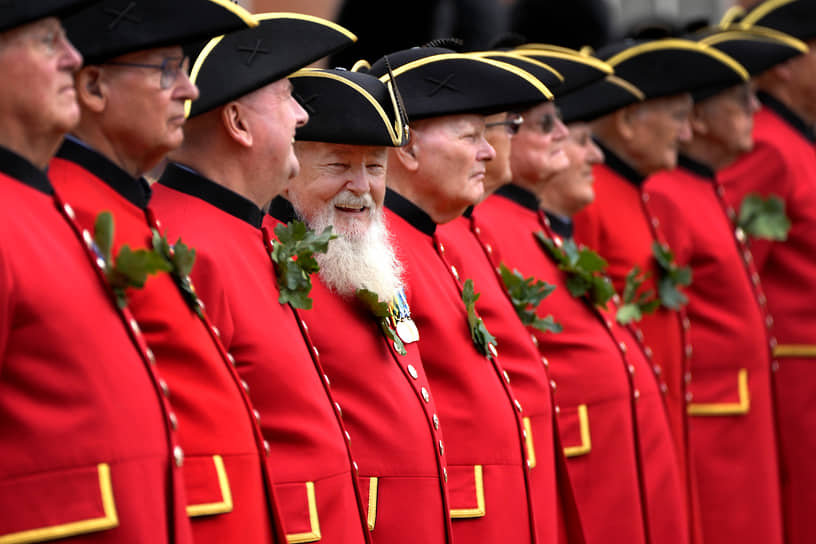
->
xmin=75 ymin=66 xmax=106 ymax=114
xmin=616 ymin=105 xmax=637 ymax=141
xmin=689 ymin=103 xmax=709 ymax=136
xmin=767 ymin=59 xmax=793 ymax=83
xmin=221 ymin=102 xmax=252 ymax=148
xmin=391 ymin=132 xmax=420 ymax=172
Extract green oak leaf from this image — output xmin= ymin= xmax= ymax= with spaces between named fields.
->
xmin=356 ymin=288 xmax=406 ymax=356
xmin=652 ymin=241 xmax=692 ymax=310
xmin=461 ymin=279 xmax=498 ymax=359
xmin=536 ymin=231 xmax=614 ymax=308
xmin=151 ymin=230 xmax=203 ymax=316
xmin=93 ymin=211 xmax=115 ymax=265
xmin=616 ymin=265 xmax=660 ymax=324
xmin=498 ymin=263 xmax=562 ymax=333
xmin=738 ymin=193 xmax=791 ymax=241
xmin=270 ymin=221 xmax=336 ymax=310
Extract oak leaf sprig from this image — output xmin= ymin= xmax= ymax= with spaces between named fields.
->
xmin=498 ymin=263 xmax=562 ymax=333
xmin=737 ymin=193 xmax=791 ymax=241
xmin=270 ymin=221 xmax=336 ymax=310
xmin=93 ymin=211 xmax=172 ymax=309
xmin=461 ymin=279 xmax=498 ymax=360
xmin=356 ymin=288 xmax=407 ymax=356
xmin=652 ymin=241 xmax=692 ymax=310
xmin=152 ymin=230 xmax=201 ymax=316
xmin=535 ymin=232 xmax=615 ymax=308
xmin=616 ymin=265 xmax=660 ymax=324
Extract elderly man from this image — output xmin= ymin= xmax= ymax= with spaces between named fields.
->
xmin=717 ymin=4 xmax=816 ymax=542
xmin=646 ymin=26 xmax=808 ymax=544
xmin=0 ymin=1 xmax=194 ymax=542
xmin=266 ymin=66 xmax=452 ymax=543
xmin=367 ymin=45 xmax=563 ymax=543
xmin=44 ymin=2 xmax=290 ymax=542
xmin=433 ymin=48 xmax=612 ymax=544
xmin=476 ymin=62 xmax=693 ymax=541
xmin=150 ymin=16 xmax=374 ymax=543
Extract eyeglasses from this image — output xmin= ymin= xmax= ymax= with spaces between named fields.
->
xmin=486 ymin=114 xmax=524 ymax=136
xmin=104 ymin=56 xmax=190 ymax=90
xmin=523 ymin=111 xmax=562 ymax=134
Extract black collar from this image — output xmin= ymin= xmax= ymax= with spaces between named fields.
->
xmin=595 ymin=138 xmax=646 ymax=187
xmin=158 ymin=162 xmax=265 ymax=228
xmin=678 ymin=154 xmax=716 ymax=181
xmin=462 ymin=205 xmax=474 ymax=218
xmin=759 ymin=91 xmax=816 ymax=143
xmin=496 ymin=184 xmax=539 ymax=212
xmin=57 ymin=137 xmax=151 ymax=208
xmin=544 ymin=210 xmax=574 ymax=239
xmin=384 ymin=188 xmax=436 ymax=236
xmin=0 ymin=145 xmax=53 ymax=195
xmin=268 ymin=195 xmax=298 ymax=224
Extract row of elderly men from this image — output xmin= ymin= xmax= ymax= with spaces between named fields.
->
xmin=1 ymin=0 xmax=813 ymax=543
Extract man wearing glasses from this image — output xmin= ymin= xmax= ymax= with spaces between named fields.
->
xmin=0 ymin=1 xmax=197 ymax=542
xmin=45 ymin=2 xmax=293 ymax=543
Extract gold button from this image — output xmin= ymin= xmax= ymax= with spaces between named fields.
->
xmin=82 ymin=229 xmax=93 ymax=247
xmin=438 ymin=440 xmax=444 ymax=456
xmin=735 ymin=227 xmax=746 ymax=243
xmin=685 ymin=392 xmax=694 ymax=403
xmin=438 ymin=242 xmax=445 ymax=253
xmin=407 ymin=364 xmax=419 ymax=380
xmin=145 ymin=348 xmax=156 ymax=365
xmin=130 ymin=319 xmax=141 ymax=335
xmin=450 ymin=265 xmax=459 ymax=281
xmin=95 ymin=257 xmax=106 ymax=270
xmin=253 ymin=409 xmax=261 ymax=424
xmin=530 ymin=334 xmax=538 ymax=347
xmin=633 ymin=389 xmax=640 ymax=400
xmin=264 ymin=440 xmax=271 ymax=456
xmin=323 ymin=374 xmax=331 ymax=387
xmin=345 ymin=431 xmax=351 ymax=442
xmin=485 ymin=244 xmax=493 ymax=254
xmin=169 ymin=412 xmax=178 ymax=430
xmin=443 ymin=467 xmax=448 ymax=482
xmin=335 ymin=402 xmax=343 ymax=417
xmin=503 ymin=370 xmax=511 ymax=384
xmin=488 ymin=343 xmax=498 ymax=358
xmin=211 ymin=326 xmax=221 ymax=337
xmin=766 ymin=315 xmax=774 ymax=327
xmin=541 ymin=357 xmax=549 ymax=368
xmin=173 ymin=446 xmax=184 ymax=467
xmin=421 ymin=387 xmax=430 ymax=403
xmin=159 ymin=379 xmax=170 ymax=398
xmin=63 ymin=202 xmax=76 ymax=219
xmin=353 ymin=461 xmax=359 ymax=472
xmin=549 ymin=379 xmax=556 ymax=391
xmin=433 ymin=413 xmax=439 ymax=430
xmin=313 ymin=346 xmax=320 ymax=359
xmin=241 ymin=379 xmax=250 ymax=394
xmin=514 ymin=399 xmax=523 ymax=413
xmin=226 ymin=353 xmax=236 ymax=367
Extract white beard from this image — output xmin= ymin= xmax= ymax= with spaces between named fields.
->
xmin=290 ymin=190 xmax=404 ymax=302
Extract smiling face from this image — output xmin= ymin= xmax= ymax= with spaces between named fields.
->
xmin=0 ymin=17 xmax=83 ymax=166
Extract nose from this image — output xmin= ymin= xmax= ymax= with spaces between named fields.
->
xmin=175 ymin=70 xmax=200 ymax=102
xmin=552 ymin=116 xmax=570 ymax=141
xmin=291 ymin=96 xmax=309 ymax=128
xmin=58 ymin=34 xmax=83 ymax=72
xmin=587 ymin=139 xmax=604 ymax=165
xmin=677 ymin=117 xmax=692 ymax=143
xmin=477 ymin=136 xmax=496 ymax=162
xmin=748 ymin=90 xmax=761 ymax=114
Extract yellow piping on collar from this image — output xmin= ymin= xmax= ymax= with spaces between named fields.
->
xmin=513 ymin=48 xmax=613 ymax=74
xmin=207 ymin=0 xmax=258 ymax=27
xmin=380 ymin=53 xmax=553 ymax=100
xmin=289 ymin=69 xmax=406 ymax=146
xmin=605 ymin=38 xmax=749 ymax=81
xmin=253 ymin=12 xmax=357 ymax=42
xmin=186 ymin=35 xmax=225 ymax=118
xmin=606 ymin=75 xmax=646 ymax=101
xmin=470 ymin=51 xmax=565 ymax=82
xmin=741 ymin=0 xmax=797 ymax=27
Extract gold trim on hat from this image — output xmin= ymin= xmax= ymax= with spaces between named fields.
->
xmin=208 ymin=0 xmax=258 ymax=28
xmin=470 ymin=51 xmax=565 ymax=82
xmin=254 ymin=12 xmax=357 ymax=42
xmin=606 ymin=75 xmax=646 ymax=101
xmin=290 ymin=68 xmax=407 ymax=146
xmin=351 ymin=59 xmax=372 ymax=72
xmin=741 ymin=0 xmax=798 ymax=28
xmin=720 ymin=5 xmax=747 ymax=27
xmin=604 ymin=38 xmax=749 ymax=82
xmin=185 ymin=35 xmax=226 ymax=118
xmin=513 ymin=48 xmax=614 ymax=75
xmin=706 ymin=25 xmax=808 ymax=54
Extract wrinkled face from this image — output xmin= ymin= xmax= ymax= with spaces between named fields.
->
xmin=509 ymin=101 xmax=570 ymax=188
xmin=98 ymin=45 xmax=198 ymax=172
xmin=411 ymin=113 xmax=495 ymax=219
xmin=288 ymin=142 xmax=387 ymax=237
xmin=241 ymin=79 xmax=309 ymax=193
xmin=543 ymin=122 xmax=604 ymax=217
xmin=696 ymin=83 xmax=760 ymax=160
xmin=0 ymin=17 xmax=83 ymax=152
xmin=626 ymin=93 xmax=692 ymax=174
xmin=483 ymin=111 xmax=521 ymax=197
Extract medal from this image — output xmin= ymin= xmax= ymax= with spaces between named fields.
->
xmin=391 ymin=287 xmax=420 ymax=343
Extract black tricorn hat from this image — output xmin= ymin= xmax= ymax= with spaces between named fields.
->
xmin=291 ymin=67 xmax=408 ymax=147
xmin=468 ymin=51 xmax=565 ymax=95
xmin=63 ymin=0 xmax=256 ymax=65
xmin=557 ymin=75 xmax=645 ymax=124
xmin=365 ymin=47 xmax=553 ymax=120
xmin=691 ymin=26 xmax=807 ymax=100
xmin=187 ymin=12 xmax=357 ymax=118
xmin=595 ymin=38 xmax=748 ymax=100
xmin=735 ymin=0 xmax=816 ymax=41
xmin=511 ymin=44 xmax=614 ymax=96
xmin=0 ymin=0 xmax=97 ymax=33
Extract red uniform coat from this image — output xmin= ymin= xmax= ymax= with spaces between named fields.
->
xmin=265 ymin=197 xmax=452 ymax=543
xmin=384 ymin=189 xmax=538 ymax=544
xmin=573 ymin=149 xmax=700 ymax=543
xmin=48 ymin=140 xmax=285 ymax=543
xmin=476 ymin=186 xmax=688 ymax=544
xmin=0 ymin=146 xmax=191 ymax=543
xmin=437 ymin=213 xmax=584 ymax=544
xmin=720 ymin=92 xmax=816 ymax=544
xmin=149 ymin=165 xmax=371 ymax=544
xmin=647 ymin=155 xmax=783 ymax=544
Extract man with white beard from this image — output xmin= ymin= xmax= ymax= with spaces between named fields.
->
xmin=267 ymin=66 xmax=453 ymax=543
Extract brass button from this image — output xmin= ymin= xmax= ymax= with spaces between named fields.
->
xmin=421 ymin=387 xmax=430 ymax=403
xmin=432 ymin=413 xmax=439 ymax=430
xmin=407 ymin=364 xmax=419 ymax=380
xmin=173 ymin=446 xmax=184 ymax=467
